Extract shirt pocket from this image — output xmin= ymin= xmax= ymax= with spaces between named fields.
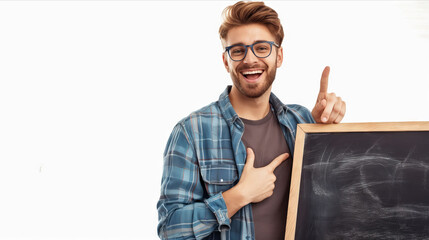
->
xmin=200 ymin=163 xmax=238 ymax=196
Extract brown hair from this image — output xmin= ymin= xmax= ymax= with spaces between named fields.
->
xmin=219 ymin=1 xmax=284 ymax=46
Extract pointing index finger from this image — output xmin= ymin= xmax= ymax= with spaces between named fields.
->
xmin=267 ymin=153 xmax=289 ymax=172
xmin=319 ymin=66 xmax=330 ymax=93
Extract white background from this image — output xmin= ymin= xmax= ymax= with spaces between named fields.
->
xmin=0 ymin=1 xmax=428 ymax=239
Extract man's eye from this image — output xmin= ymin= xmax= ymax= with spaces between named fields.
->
xmin=232 ymin=49 xmax=245 ymax=55
xmin=256 ymin=47 xmax=269 ymax=51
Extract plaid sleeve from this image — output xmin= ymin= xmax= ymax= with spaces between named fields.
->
xmin=157 ymin=123 xmax=231 ymax=240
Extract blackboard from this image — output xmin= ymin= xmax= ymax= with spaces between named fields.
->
xmin=285 ymin=122 xmax=429 ymax=240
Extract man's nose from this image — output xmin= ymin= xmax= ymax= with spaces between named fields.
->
xmin=243 ymin=47 xmax=258 ymax=64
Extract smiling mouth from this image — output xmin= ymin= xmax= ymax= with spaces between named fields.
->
xmin=241 ymin=70 xmax=264 ymax=82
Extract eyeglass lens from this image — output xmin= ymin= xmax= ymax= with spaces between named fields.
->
xmin=229 ymin=42 xmax=272 ymax=61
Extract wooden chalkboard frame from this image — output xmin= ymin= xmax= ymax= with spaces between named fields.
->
xmin=285 ymin=121 xmax=429 ymax=240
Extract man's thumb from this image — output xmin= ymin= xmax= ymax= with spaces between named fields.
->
xmin=318 ymin=98 xmax=327 ymax=110
xmin=314 ymin=98 xmax=327 ymax=114
xmin=320 ymin=99 xmax=327 ymax=108
xmin=245 ymin=148 xmax=255 ymax=168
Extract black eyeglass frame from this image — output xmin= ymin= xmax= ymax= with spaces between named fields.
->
xmin=224 ymin=41 xmax=280 ymax=62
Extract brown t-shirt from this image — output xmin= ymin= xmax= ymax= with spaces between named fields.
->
xmin=241 ymin=108 xmax=291 ymax=240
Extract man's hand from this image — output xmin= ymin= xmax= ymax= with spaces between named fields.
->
xmin=222 ymin=148 xmax=288 ymax=218
xmin=311 ymin=66 xmax=346 ymax=124
xmin=238 ymin=148 xmax=288 ymax=203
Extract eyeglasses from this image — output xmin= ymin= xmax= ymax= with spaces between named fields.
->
xmin=225 ymin=41 xmax=279 ymax=62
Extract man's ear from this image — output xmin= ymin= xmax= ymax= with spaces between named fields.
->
xmin=222 ymin=52 xmax=230 ymax=73
xmin=276 ymin=46 xmax=284 ymax=68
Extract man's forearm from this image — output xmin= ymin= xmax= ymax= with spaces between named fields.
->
xmin=222 ymin=185 xmax=248 ymax=219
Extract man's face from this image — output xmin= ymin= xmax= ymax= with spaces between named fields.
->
xmin=222 ymin=23 xmax=283 ymax=98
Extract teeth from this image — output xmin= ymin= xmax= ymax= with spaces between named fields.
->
xmin=242 ymin=70 xmax=263 ymax=75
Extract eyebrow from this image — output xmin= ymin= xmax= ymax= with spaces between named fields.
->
xmin=229 ymin=40 xmax=271 ymax=46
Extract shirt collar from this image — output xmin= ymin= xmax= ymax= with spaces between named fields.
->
xmin=218 ymin=85 xmax=287 ymax=126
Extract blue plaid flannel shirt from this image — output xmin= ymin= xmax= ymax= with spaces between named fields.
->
xmin=157 ymin=86 xmax=315 ymax=240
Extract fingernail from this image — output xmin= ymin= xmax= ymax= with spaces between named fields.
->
xmin=322 ymin=117 xmax=327 ymax=122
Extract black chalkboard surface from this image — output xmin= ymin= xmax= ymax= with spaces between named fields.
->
xmin=285 ymin=122 xmax=429 ymax=240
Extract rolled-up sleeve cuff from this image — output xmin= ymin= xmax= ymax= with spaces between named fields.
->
xmin=204 ymin=192 xmax=231 ymax=231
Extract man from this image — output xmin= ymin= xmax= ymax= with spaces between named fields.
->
xmin=157 ymin=1 xmax=346 ymax=239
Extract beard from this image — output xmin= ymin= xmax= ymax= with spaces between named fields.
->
xmin=230 ymin=61 xmax=277 ymax=98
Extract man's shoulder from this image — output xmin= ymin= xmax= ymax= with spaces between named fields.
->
xmin=177 ymin=100 xmax=224 ymax=126
xmin=269 ymin=91 xmax=314 ymax=123
xmin=285 ymin=104 xmax=311 ymax=113
xmin=284 ymin=104 xmax=314 ymax=123
xmin=171 ymin=100 xmax=230 ymax=146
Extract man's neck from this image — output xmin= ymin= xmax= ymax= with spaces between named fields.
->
xmin=229 ymin=86 xmax=271 ymax=121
